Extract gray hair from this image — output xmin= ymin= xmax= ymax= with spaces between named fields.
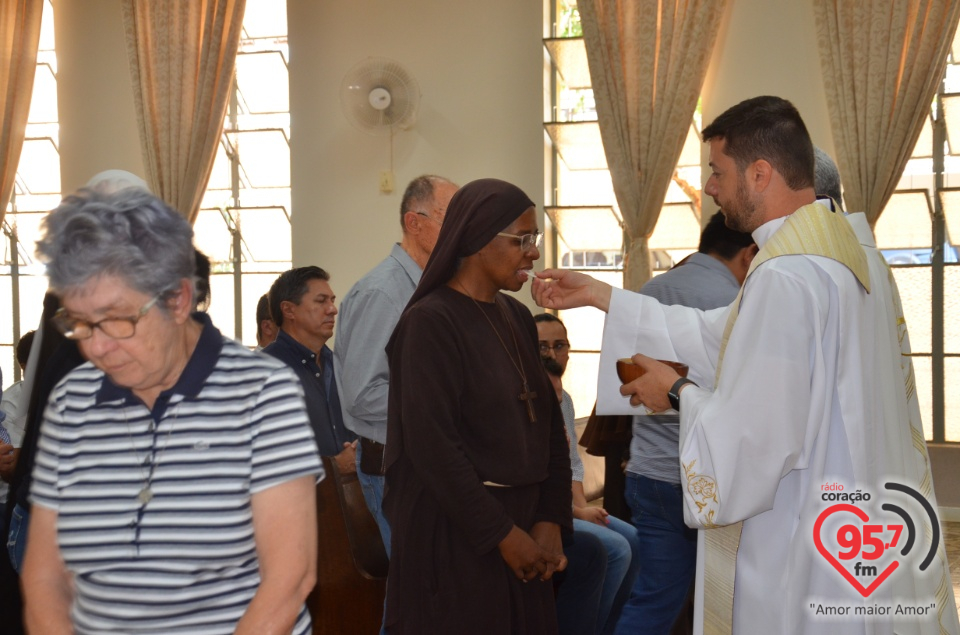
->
xmin=813 ymin=147 xmax=844 ymax=212
xmin=399 ymin=174 xmax=454 ymax=230
xmin=37 ymin=188 xmax=196 ymax=302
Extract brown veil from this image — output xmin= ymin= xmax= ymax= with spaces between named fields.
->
xmin=402 ymin=178 xmax=534 ymax=311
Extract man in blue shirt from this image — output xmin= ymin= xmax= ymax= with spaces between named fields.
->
xmin=335 ymin=175 xmax=458 ymax=548
xmin=264 ymin=266 xmax=357 ymax=471
xmin=617 ymin=212 xmax=755 ymax=634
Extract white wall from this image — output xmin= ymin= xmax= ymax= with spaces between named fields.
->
xmin=700 ymin=0 xmax=834 ymax=219
xmin=286 ymin=0 xmax=545 ymax=306
xmin=53 ymin=0 xmax=144 ymax=193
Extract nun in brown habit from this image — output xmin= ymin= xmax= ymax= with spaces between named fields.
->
xmin=384 ymin=178 xmax=573 ymax=634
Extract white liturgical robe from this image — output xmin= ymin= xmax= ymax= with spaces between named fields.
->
xmin=598 ymin=209 xmax=958 ymax=635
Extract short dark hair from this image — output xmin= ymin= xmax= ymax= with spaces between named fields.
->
xmin=16 ymin=330 xmax=36 ymax=369
xmin=698 ymin=212 xmax=756 ymax=260
xmin=255 ymin=294 xmax=271 ymax=339
xmin=268 ymin=266 xmax=330 ymax=328
xmin=701 ymin=95 xmax=814 ymax=191
xmin=534 ymin=312 xmax=567 ymax=335
xmin=400 ymin=175 xmax=449 ymax=229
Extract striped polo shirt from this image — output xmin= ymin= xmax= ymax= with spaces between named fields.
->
xmin=31 ymin=314 xmax=323 ymax=634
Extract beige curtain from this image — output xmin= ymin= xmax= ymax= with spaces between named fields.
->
xmin=814 ymin=0 xmax=960 ymax=225
xmin=121 ymin=0 xmax=246 ymax=223
xmin=579 ymin=0 xmax=727 ymax=291
xmin=0 ymin=0 xmax=43 ymax=226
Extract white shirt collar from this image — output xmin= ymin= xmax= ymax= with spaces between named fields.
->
xmin=751 ymin=216 xmax=788 ymax=249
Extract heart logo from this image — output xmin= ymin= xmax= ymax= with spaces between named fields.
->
xmin=813 ymin=503 xmax=900 ymax=597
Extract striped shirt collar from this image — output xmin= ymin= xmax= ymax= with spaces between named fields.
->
xmin=96 ymin=312 xmax=224 ymax=411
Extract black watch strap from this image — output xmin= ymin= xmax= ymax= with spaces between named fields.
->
xmin=668 ymin=377 xmax=696 ymax=411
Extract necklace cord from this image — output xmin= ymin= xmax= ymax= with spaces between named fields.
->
xmin=454 ymin=281 xmax=538 ymax=422
xmin=124 ymin=401 xmax=180 ymax=547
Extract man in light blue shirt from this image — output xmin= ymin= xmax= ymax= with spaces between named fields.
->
xmin=618 ymin=212 xmax=755 ymax=634
xmin=335 ymin=175 xmax=458 ymax=553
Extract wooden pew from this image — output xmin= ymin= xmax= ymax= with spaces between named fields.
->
xmin=309 ymin=456 xmax=388 ymax=634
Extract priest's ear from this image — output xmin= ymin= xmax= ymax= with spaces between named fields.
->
xmin=746 ymin=159 xmax=774 ymax=194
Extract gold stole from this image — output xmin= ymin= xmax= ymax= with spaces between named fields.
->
xmin=702 ymin=204 xmax=869 ymax=635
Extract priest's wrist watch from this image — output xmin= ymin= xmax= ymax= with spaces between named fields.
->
xmin=668 ymin=377 xmax=697 ymax=411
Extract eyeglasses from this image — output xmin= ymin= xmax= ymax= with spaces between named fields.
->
xmin=415 ymin=211 xmax=443 ymax=226
xmin=539 ymin=341 xmax=570 ymax=355
xmin=497 ymin=231 xmax=543 ymax=252
xmin=53 ymin=295 xmax=160 ymax=340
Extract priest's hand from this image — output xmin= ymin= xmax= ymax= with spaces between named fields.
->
xmin=619 ymin=354 xmax=680 ymax=413
xmin=532 ymin=269 xmax=613 ymax=313
xmin=334 ymin=441 xmax=357 ymax=475
xmin=498 ymin=525 xmax=565 ymax=582
xmin=529 ymin=521 xmax=567 ymax=580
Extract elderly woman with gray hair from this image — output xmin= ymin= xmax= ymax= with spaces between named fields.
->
xmin=20 ymin=188 xmax=322 ymax=634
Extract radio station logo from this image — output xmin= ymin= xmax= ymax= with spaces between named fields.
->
xmin=813 ymin=482 xmax=940 ymax=599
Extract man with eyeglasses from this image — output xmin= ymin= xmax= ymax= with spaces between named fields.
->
xmin=534 ymin=313 xmax=570 ymax=368
xmin=335 ymin=175 xmax=458 ymax=563
xmin=536 ymin=313 xmax=641 ymax=634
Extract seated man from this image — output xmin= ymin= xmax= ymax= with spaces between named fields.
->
xmin=0 ymin=331 xmax=34 ymax=550
xmin=1 ymin=331 xmax=35 ymax=509
xmin=536 ymin=320 xmax=640 ymax=635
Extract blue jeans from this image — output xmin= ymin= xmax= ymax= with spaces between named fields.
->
xmin=6 ymin=502 xmax=27 ymax=575
xmin=574 ymin=515 xmax=641 ymax=634
xmin=355 ymin=440 xmax=391 ymax=557
xmin=556 ymin=529 xmax=606 ymax=635
xmin=614 ymin=473 xmax=697 ymax=635
xmin=356 ymin=441 xmax=389 ymax=635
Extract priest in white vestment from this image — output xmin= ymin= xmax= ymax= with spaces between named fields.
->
xmin=533 ymin=96 xmax=958 ymax=635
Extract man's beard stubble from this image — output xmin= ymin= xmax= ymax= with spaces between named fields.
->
xmin=720 ymin=176 xmax=758 ymax=233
